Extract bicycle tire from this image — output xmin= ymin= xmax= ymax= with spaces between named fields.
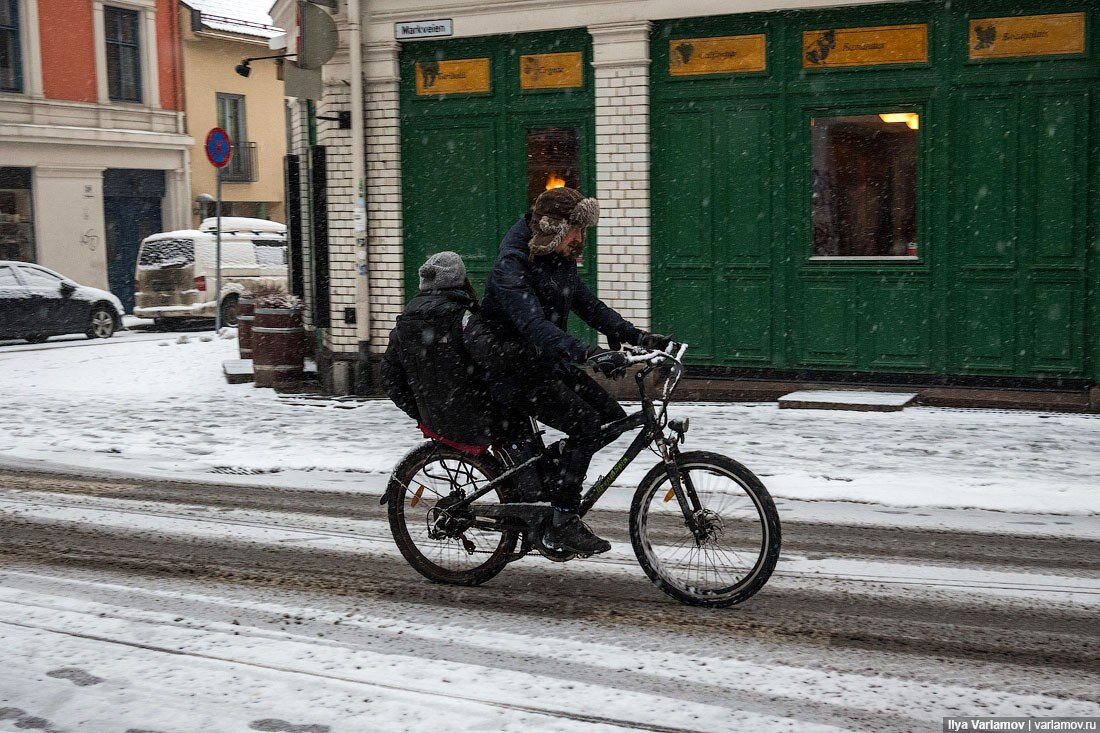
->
xmin=629 ymin=451 xmax=781 ymax=607
xmin=387 ymin=442 xmax=519 ymax=586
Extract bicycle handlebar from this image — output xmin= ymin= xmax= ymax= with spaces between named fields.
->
xmin=622 ymin=340 xmax=688 ymax=366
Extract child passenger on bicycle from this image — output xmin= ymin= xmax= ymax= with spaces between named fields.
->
xmin=463 ymin=187 xmax=670 ymax=556
xmin=380 ymin=251 xmax=501 ymax=453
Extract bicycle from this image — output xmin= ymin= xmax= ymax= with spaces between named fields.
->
xmin=381 ymin=342 xmax=781 ymax=607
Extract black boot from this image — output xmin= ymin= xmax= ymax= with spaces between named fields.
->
xmin=542 ymin=510 xmax=611 ymax=556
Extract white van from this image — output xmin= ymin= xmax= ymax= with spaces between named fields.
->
xmin=133 ymin=217 xmax=288 ymax=326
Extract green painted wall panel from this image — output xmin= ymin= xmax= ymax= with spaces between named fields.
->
xmin=652 ymin=1 xmax=1095 ymax=382
xmin=718 ymin=276 xmax=772 ymax=362
xmin=399 ymin=31 xmax=597 ymax=346
xmin=1034 ymin=94 xmax=1085 ymax=265
xmin=403 ymin=121 xmax=501 ymax=296
xmin=719 ymin=105 xmax=773 ymax=264
xmin=866 ymin=280 xmax=931 ymax=369
xmin=653 ymin=110 xmax=713 ymax=268
xmin=651 ymin=4 xmax=1091 ymax=383
xmin=955 ymin=281 xmax=1015 ymax=372
xmin=958 ymin=95 xmax=1018 ymax=267
xmin=653 ymin=99 xmax=779 ymax=366
xmin=661 ymin=276 xmax=715 ymax=361
xmin=1027 ymin=281 xmax=1083 ymax=372
xmin=799 ymin=281 xmax=857 ymax=366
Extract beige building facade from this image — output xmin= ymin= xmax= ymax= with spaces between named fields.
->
xmin=181 ymin=2 xmax=286 ymax=226
xmin=0 ymin=0 xmax=191 ymax=311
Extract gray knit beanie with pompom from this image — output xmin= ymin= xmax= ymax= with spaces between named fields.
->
xmin=418 ymin=251 xmax=466 ymax=291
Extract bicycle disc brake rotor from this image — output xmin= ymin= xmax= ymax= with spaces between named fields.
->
xmin=693 ymin=509 xmax=723 ymax=544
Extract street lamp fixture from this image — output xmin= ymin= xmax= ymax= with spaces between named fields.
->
xmin=235 ymin=53 xmax=296 ymax=78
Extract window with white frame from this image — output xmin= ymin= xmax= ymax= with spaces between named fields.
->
xmin=104 ymin=5 xmax=141 ymax=103
xmin=0 ymin=0 xmax=21 ymax=93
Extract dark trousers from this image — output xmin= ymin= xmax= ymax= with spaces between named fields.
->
xmin=522 ymin=365 xmax=626 ymax=511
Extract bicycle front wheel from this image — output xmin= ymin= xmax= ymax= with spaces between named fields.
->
xmin=387 ymin=442 xmax=518 ymax=586
xmin=630 ymin=451 xmax=781 ymax=607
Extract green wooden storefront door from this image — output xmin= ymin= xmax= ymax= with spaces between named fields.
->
xmin=400 ymin=31 xmax=597 ymax=313
xmin=652 ymin=1 xmax=1098 ymax=381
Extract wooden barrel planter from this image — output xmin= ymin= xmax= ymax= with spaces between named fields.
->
xmin=252 ymin=307 xmax=305 ymax=388
xmin=237 ymin=294 xmax=255 ymax=359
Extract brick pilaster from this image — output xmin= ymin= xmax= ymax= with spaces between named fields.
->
xmin=315 ymin=85 xmax=358 ymax=352
xmin=364 ymin=41 xmax=404 ymax=354
xmin=590 ymin=21 xmax=652 ymax=334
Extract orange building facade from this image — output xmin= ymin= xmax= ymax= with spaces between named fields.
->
xmin=0 ymin=0 xmax=191 ymax=311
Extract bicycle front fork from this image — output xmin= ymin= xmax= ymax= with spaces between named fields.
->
xmin=660 ymin=441 xmax=707 ymax=542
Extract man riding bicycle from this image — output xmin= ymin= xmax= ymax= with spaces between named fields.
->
xmin=464 ymin=187 xmax=670 ymax=557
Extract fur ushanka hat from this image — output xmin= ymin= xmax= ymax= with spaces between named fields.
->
xmin=528 ymin=187 xmax=600 ymax=258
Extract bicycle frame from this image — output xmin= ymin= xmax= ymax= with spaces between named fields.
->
xmin=443 ymin=343 xmax=699 ymax=525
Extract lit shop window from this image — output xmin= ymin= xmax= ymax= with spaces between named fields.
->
xmin=810 ymin=113 xmax=919 ymax=259
xmin=526 ymin=127 xmax=580 ymax=208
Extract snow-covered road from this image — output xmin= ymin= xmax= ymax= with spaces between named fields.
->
xmin=1 ymin=470 xmax=1097 ymax=733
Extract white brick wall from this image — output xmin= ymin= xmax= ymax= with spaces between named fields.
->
xmin=285 ymin=73 xmax=404 ymax=362
xmin=365 ymin=79 xmax=404 ymax=354
xmin=594 ymin=63 xmax=651 ymax=332
xmin=316 ymin=86 xmax=358 ymax=352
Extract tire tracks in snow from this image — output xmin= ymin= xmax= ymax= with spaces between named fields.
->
xmin=3 ymin=467 xmax=1098 ymax=571
xmin=0 ymin=491 xmax=1097 ymax=681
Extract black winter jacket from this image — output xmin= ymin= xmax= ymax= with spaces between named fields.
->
xmin=380 ymin=288 xmax=497 ymax=447
xmin=477 ymin=215 xmax=642 ymax=364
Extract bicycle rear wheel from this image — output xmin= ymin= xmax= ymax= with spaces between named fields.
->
xmin=630 ymin=451 xmax=781 ymax=607
xmin=387 ymin=442 xmax=518 ymax=586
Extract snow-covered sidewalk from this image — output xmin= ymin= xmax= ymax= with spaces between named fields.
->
xmin=1 ymin=334 xmax=1098 ymax=521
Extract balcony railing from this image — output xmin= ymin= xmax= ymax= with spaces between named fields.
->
xmin=222 ymin=141 xmax=258 ymax=183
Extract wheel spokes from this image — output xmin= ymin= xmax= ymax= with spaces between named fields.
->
xmin=643 ymin=467 xmax=768 ymax=596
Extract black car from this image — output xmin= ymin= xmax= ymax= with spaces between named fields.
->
xmin=0 ymin=261 xmax=124 ymax=343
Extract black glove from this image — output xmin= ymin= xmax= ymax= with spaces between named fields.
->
xmin=637 ymin=332 xmax=672 ymax=351
xmin=586 ymin=348 xmax=631 ymax=380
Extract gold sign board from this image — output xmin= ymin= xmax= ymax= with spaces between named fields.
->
xmin=520 ymin=52 xmax=583 ymax=89
xmin=969 ymin=13 xmax=1086 ymax=59
xmin=669 ymin=34 xmax=767 ymax=75
xmin=802 ymin=24 xmax=928 ymax=68
xmin=415 ymin=58 xmax=491 ymax=96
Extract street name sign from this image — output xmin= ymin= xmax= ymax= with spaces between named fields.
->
xmin=395 ymin=19 xmax=453 ymax=40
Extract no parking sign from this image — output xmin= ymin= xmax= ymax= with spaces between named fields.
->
xmin=205 ymin=128 xmax=232 ymax=168
xmin=205 ymin=127 xmax=232 ymax=330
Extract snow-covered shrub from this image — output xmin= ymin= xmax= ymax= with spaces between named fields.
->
xmin=243 ymin=282 xmax=286 ymax=301
xmin=256 ymin=292 xmax=302 ymax=310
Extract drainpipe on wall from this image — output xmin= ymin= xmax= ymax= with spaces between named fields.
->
xmin=348 ymin=0 xmax=370 ymax=394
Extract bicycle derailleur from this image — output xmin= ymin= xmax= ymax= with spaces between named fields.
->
xmin=425 ymin=493 xmax=477 ymax=554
